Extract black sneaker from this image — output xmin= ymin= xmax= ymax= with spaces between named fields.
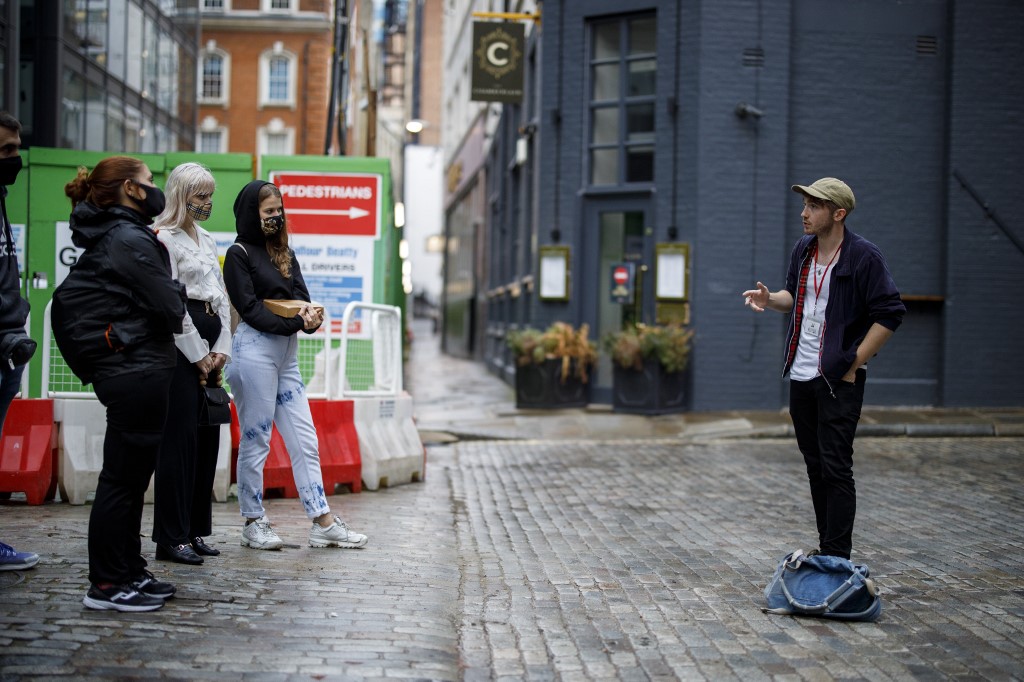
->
xmin=82 ymin=584 xmax=164 ymax=612
xmin=131 ymin=569 xmax=176 ymax=600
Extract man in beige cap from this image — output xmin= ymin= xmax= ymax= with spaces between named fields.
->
xmin=742 ymin=177 xmax=905 ymax=560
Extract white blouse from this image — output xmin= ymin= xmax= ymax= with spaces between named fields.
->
xmin=156 ymin=225 xmax=232 ymax=363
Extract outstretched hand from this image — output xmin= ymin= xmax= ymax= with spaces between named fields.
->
xmin=742 ymin=281 xmax=771 ymax=312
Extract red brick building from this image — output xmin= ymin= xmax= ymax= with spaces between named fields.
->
xmin=197 ymin=0 xmax=334 ymax=156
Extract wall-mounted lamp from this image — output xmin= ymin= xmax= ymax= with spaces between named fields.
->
xmin=667 ymin=225 xmax=678 ymax=241
xmin=550 ymin=228 xmax=561 ymax=244
xmin=735 ymin=102 xmax=764 ymax=119
xmin=405 ymin=119 xmax=426 ymax=135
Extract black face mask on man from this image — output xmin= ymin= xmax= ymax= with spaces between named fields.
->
xmin=261 ymin=214 xmax=284 ymax=236
xmin=131 ymin=181 xmax=166 ymax=218
xmin=0 ymin=155 xmax=22 ymax=186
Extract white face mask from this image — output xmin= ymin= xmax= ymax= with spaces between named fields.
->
xmin=187 ymin=201 xmax=213 ymax=222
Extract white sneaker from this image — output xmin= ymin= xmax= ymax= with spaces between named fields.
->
xmin=241 ymin=516 xmax=284 ymax=550
xmin=309 ymin=516 xmax=369 ymax=549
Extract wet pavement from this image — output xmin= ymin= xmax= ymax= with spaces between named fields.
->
xmin=1 ymin=319 xmax=1022 ymax=680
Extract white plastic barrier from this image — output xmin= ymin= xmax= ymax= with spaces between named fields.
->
xmin=55 ymin=398 xmax=230 ymax=505
xmin=55 ymin=398 xmax=107 ymax=505
xmin=334 ymin=302 xmax=424 ymax=490
xmin=353 ymin=393 xmax=424 ymax=491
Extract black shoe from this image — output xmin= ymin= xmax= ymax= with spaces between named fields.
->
xmin=131 ymin=569 xmax=177 ymax=600
xmin=191 ymin=536 xmax=221 ymax=557
xmin=83 ymin=583 xmax=164 ymax=612
xmin=156 ymin=543 xmax=204 ymax=565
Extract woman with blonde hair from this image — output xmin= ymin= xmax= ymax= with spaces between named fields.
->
xmin=151 ymin=162 xmax=230 ymax=565
xmin=224 ymin=180 xmax=368 ymax=551
xmin=52 ymin=156 xmax=184 ymax=612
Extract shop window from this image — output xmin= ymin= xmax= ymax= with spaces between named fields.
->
xmin=587 ymin=14 xmax=657 ymax=186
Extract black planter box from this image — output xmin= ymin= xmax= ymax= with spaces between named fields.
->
xmin=515 ymin=358 xmax=590 ymax=409
xmin=612 ymin=358 xmax=687 ymax=414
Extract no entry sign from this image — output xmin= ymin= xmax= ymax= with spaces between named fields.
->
xmin=269 ymin=171 xmax=383 ymax=238
xmin=613 ymin=266 xmax=630 ymax=285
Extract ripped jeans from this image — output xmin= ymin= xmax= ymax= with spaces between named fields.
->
xmin=229 ymin=322 xmax=329 ymax=521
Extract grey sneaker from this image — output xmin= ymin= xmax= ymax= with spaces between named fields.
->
xmin=241 ymin=516 xmax=284 ymax=550
xmin=309 ymin=516 xmax=368 ymax=549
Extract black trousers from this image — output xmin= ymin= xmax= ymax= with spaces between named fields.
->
xmin=89 ymin=367 xmax=173 ymax=586
xmin=152 ymin=301 xmax=223 ymax=547
xmin=788 ymin=369 xmax=866 ymax=560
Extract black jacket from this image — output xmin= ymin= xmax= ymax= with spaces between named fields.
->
xmin=223 ymin=180 xmax=315 ymax=336
xmin=0 ymin=186 xmax=30 ymax=336
xmin=51 ymin=202 xmax=185 ymax=385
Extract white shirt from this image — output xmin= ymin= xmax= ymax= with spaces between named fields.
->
xmin=156 ymin=224 xmax=231 ymax=363
xmin=790 ymin=255 xmax=833 ymax=382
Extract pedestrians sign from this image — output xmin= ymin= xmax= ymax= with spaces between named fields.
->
xmin=269 ymin=171 xmax=383 ymax=238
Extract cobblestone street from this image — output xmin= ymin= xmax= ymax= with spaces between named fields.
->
xmin=2 ymin=435 xmax=1022 ymax=680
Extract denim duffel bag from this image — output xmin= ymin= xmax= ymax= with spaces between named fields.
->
xmin=764 ymin=549 xmax=882 ymax=622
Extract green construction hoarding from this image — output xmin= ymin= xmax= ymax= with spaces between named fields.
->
xmin=13 ymin=149 xmax=401 ymax=398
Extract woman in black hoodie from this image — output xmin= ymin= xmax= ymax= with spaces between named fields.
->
xmin=53 ymin=156 xmax=185 ymax=612
xmin=224 ymin=180 xmax=368 ymax=552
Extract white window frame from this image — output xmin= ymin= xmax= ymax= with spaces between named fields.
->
xmin=201 ymin=0 xmax=231 ymax=11
xmin=261 ymin=0 xmax=295 ymax=13
xmin=198 ymin=47 xmax=230 ymax=106
xmin=257 ymin=124 xmax=295 ymax=156
xmin=259 ymin=47 xmax=297 ymax=109
xmin=198 ymin=128 xmax=228 ymax=154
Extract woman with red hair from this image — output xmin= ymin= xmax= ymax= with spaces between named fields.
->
xmin=53 ymin=156 xmax=185 ymax=612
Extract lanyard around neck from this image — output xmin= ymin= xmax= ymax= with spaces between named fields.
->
xmin=812 ymin=243 xmax=841 ymax=310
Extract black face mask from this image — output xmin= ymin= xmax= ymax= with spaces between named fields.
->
xmin=0 ymin=155 xmax=22 ymax=186
xmin=132 ymin=181 xmax=166 ymax=218
xmin=261 ymin=214 xmax=284 ymax=236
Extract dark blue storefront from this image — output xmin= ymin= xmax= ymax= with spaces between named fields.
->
xmin=443 ymin=0 xmax=1024 ymax=410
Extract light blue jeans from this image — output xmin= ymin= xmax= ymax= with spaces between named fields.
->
xmin=229 ymin=322 xmax=330 ymax=520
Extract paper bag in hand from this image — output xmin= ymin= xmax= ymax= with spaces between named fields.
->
xmin=263 ymin=299 xmax=325 ymax=318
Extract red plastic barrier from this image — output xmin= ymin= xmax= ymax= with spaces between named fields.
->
xmin=230 ymin=402 xmax=295 ymax=498
xmin=309 ymin=399 xmax=362 ymax=494
xmin=230 ymin=399 xmax=362 ymax=499
xmin=0 ymin=399 xmax=58 ymax=505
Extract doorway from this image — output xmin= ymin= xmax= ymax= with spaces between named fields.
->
xmin=582 ymin=198 xmax=651 ymax=404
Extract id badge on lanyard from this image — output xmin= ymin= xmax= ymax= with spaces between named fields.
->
xmin=805 ymin=313 xmax=824 ymax=338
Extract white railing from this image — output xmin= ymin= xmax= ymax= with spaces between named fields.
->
xmin=42 ymin=300 xmax=96 ymax=399
xmin=335 ymin=302 xmax=402 ymax=398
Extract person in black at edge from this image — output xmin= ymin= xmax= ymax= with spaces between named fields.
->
xmin=0 ymin=111 xmax=41 ymax=572
xmin=53 ymin=156 xmax=186 ymax=612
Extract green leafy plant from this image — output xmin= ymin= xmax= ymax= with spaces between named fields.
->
xmin=602 ymin=324 xmax=694 ymax=374
xmin=507 ymin=321 xmax=598 ymax=383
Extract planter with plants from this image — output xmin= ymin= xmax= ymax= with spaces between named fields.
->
xmin=507 ymin=322 xmax=598 ymax=409
xmin=602 ymin=324 xmax=694 ymax=414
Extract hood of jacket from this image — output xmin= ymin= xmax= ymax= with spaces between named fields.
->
xmin=68 ymin=202 xmax=150 ymax=249
xmin=233 ymin=179 xmax=272 ymax=247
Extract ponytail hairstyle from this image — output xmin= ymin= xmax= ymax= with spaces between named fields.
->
xmin=153 ymin=162 xmax=216 ymax=231
xmin=258 ymin=183 xmax=291 ymax=278
xmin=64 ymin=156 xmax=147 ymax=209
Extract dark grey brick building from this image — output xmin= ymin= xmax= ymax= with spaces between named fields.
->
xmin=443 ymin=0 xmax=1024 ymax=410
